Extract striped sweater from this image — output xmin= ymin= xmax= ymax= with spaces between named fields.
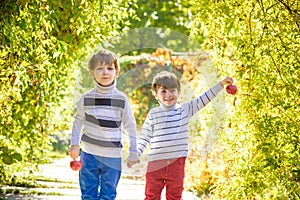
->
xmin=137 ymin=82 xmax=224 ymax=162
xmin=71 ymin=80 xmax=138 ymax=161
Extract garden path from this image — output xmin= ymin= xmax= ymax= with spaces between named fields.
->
xmin=0 ymin=157 xmax=199 ymax=200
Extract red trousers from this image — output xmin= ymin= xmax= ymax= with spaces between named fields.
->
xmin=144 ymin=157 xmax=186 ymax=200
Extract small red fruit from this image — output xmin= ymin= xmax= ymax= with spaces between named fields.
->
xmin=226 ymin=85 xmax=237 ymax=95
xmin=70 ymin=160 xmax=82 ymax=171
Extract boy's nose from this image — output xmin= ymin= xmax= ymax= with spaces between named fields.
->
xmin=166 ymin=91 xmax=172 ymax=97
xmin=103 ymin=68 xmax=108 ymax=74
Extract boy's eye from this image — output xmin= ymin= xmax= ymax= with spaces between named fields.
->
xmin=95 ymin=66 xmax=114 ymax=71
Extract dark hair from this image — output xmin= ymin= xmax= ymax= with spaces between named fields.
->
xmin=151 ymin=71 xmax=180 ymax=92
xmin=88 ymin=49 xmax=119 ymax=71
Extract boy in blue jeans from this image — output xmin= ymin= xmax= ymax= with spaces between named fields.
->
xmin=134 ymin=71 xmax=233 ymax=200
xmin=69 ymin=49 xmax=138 ymax=200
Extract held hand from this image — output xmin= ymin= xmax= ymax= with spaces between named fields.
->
xmin=220 ymin=76 xmax=234 ymax=86
xmin=69 ymin=145 xmax=80 ymax=160
xmin=127 ymin=160 xmax=140 ymax=168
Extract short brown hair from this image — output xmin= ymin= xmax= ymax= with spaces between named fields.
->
xmin=151 ymin=71 xmax=180 ymax=92
xmin=88 ymin=49 xmax=119 ymax=71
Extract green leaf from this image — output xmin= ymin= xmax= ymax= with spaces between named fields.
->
xmin=12 ymin=153 xmax=22 ymax=161
xmin=2 ymin=155 xmax=13 ymax=165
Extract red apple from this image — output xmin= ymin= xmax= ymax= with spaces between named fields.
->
xmin=226 ymin=85 xmax=237 ymax=95
xmin=70 ymin=160 xmax=82 ymax=171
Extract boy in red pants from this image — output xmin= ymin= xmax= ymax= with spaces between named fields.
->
xmin=133 ymin=71 xmax=233 ymax=200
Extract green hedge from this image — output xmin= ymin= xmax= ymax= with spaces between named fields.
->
xmin=0 ymin=0 xmax=137 ymax=185
xmin=191 ymin=0 xmax=300 ymax=198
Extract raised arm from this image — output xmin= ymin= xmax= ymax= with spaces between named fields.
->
xmin=185 ymin=76 xmax=233 ymax=117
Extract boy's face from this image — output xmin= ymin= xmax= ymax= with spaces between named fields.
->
xmin=154 ymin=85 xmax=179 ymax=107
xmin=89 ymin=63 xmax=118 ymax=86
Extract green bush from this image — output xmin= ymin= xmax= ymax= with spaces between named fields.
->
xmin=191 ymin=0 xmax=300 ymax=198
xmin=0 ymin=0 xmax=137 ymax=185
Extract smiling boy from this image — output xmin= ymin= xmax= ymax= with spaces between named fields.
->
xmin=136 ymin=71 xmax=233 ymax=200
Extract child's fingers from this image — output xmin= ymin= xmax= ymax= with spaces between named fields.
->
xmin=226 ymin=77 xmax=233 ymax=85
xmin=69 ymin=149 xmax=79 ymax=160
xmin=127 ymin=161 xmax=134 ymax=168
xmin=221 ymin=77 xmax=233 ymax=86
xmin=126 ymin=160 xmax=139 ymax=168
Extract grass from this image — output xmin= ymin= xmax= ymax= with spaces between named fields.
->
xmin=0 ymin=132 xmax=76 ymax=197
xmin=0 ymin=187 xmax=62 ymax=196
xmin=0 ymin=156 xmax=78 ymax=197
xmin=0 ymin=176 xmax=77 ymax=196
xmin=37 ymin=176 xmax=75 ymax=184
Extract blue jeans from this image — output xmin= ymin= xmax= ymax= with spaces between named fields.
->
xmin=79 ymin=151 xmax=121 ymax=200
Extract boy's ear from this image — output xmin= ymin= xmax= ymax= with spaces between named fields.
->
xmin=152 ymin=90 xmax=158 ymax=99
xmin=115 ymin=69 xmax=119 ymax=78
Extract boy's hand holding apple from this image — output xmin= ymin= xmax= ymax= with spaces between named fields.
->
xmin=69 ymin=145 xmax=82 ymax=171
xmin=69 ymin=145 xmax=80 ymax=160
xmin=220 ymin=76 xmax=237 ymax=95
xmin=220 ymin=76 xmax=234 ymax=86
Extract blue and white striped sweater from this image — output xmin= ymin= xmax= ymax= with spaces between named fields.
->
xmin=137 ymin=82 xmax=224 ymax=162
xmin=71 ymin=81 xmax=138 ymax=160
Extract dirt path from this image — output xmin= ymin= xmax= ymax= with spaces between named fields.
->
xmin=0 ymin=157 xmax=199 ymax=200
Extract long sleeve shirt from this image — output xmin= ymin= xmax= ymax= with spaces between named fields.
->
xmin=71 ymin=80 xmax=138 ymax=161
xmin=137 ymin=82 xmax=224 ymax=162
